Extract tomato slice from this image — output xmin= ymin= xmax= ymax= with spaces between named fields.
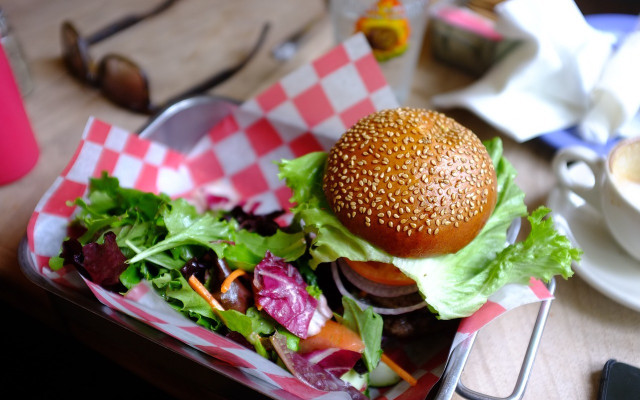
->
xmin=344 ymin=259 xmax=415 ymax=286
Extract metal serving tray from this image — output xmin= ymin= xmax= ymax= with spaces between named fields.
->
xmin=19 ymin=94 xmax=555 ymax=400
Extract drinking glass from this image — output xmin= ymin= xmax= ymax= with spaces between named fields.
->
xmin=329 ymin=0 xmax=430 ymax=104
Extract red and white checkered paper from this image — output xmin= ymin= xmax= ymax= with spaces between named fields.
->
xmin=26 ymin=34 xmax=552 ymax=400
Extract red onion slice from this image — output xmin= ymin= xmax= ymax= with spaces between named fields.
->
xmin=330 ymin=262 xmax=427 ymax=315
xmin=337 ymin=259 xmax=418 ymax=298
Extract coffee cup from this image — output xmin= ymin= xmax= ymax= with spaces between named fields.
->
xmin=552 ymin=137 xmax=640 ymax=261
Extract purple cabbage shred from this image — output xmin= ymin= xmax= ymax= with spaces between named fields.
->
xmin=253 ymin=252 xmax=317 ymax=338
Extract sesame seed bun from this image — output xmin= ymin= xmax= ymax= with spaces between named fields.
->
xmin=322 ymin=108 xmax=498 ymax=258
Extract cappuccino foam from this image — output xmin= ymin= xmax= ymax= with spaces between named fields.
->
xmin=610 ymin=140 xmax=640 ymax=210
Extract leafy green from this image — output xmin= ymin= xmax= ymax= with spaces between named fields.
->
xmin=218 ymin=307 xmax=278 ymax=357
xmin=335 ymin=297 xmax=383 ymax=372
xmin=70 ymin=172 xmax=169 ymax=246
xmin=276 ymin=327 xmax=301 ymax=353
xmin=279 ymin=152 xmax=328 ymax=210
xmin=154 ymin=270 xmax=218 ymax=321
xmin=278 ymin=138 xmax=581 ymax=320
xmin=48 ymin=256 xmax=65 ymax=271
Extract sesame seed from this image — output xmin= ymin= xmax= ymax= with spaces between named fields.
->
xmin=323 ymin=107 xmax=496 ymax=245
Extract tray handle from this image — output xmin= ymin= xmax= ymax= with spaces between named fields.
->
xmin=435 ymin=277 xmax=556 ymax=400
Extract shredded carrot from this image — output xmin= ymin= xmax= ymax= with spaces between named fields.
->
xmin=381 ymin=353 xmax=417 ymax=386
xmin=220 ymin=269 xmax=247 ymax=293
xmin=299 ymin=320 xmax=365 ymax=354
xmin=188 ymin=275 xmax=224 ymax=312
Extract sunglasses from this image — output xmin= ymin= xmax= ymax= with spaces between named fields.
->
xmin=61 ymin=0 xmax=269 ymax=115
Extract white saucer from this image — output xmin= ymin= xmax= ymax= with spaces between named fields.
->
xmin=547 ymin=162 xmax=640 ymax=312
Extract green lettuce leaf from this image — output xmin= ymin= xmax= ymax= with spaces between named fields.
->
xmin=335 ymin=297 xmax=383 ymax=372
xmin=71 ymin=172 xmax=170 ymax=245
xmin=278 ymin=138 xmax=580 ymax=320
xmin=218 ymin=307 xmax=279 ymax=357
xmin=150 ymin=270 xmax=221 ymax=331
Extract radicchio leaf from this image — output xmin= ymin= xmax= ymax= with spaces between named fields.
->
xmin=60 ymin=237 xmax=83 ymax=269
xmin=81 ymin=231 xmax=127 ymax=288
xmin=300 ymin=348 xmax=363 ymax=378
xmin=225 ymin=205 xmax=285 ymax=236
xmin=253 ymin=252 xmax=317 ymax=338
xmin=270 ymin=332 xmax=367 ymax=400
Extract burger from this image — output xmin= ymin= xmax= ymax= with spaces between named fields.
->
xmin=278 ymin=108 xmax=577 ymax=337
xmin=323 ymin=108 xmax=496 ymax=259
xmin=321 ymin=108 xmax=496 ymax=337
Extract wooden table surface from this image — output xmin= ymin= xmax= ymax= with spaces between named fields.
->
xmin=2 ymin=1 xmax=639 ymax=399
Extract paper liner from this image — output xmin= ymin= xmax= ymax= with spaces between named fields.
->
xmin=26 ymin=34 xmax=552 ymax=399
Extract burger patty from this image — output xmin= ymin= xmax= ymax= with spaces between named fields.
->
xmin=363 ymin=292 xmax=457 ymax=339
xmin=380 ymin=308 xmax=457 ymax=339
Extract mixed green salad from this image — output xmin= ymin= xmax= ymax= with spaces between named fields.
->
xmin=50 ymin=172 xmax=379 ymax=399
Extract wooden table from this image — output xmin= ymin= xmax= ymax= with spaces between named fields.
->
xmin=1 ymin=1 xmax=639 ymax=399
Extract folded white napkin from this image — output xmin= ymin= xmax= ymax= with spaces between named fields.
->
xmin=577 ymin=30 xmax=640 ymax=143
xmin=431 ymin=0 xmax=640 ymax=144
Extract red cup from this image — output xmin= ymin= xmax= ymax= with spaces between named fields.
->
xmin=0 ymin=34 xmax=38 ymax=185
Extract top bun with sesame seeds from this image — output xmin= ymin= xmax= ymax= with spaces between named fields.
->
xmin=322 ymin=108 xmax=498 ymax=258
